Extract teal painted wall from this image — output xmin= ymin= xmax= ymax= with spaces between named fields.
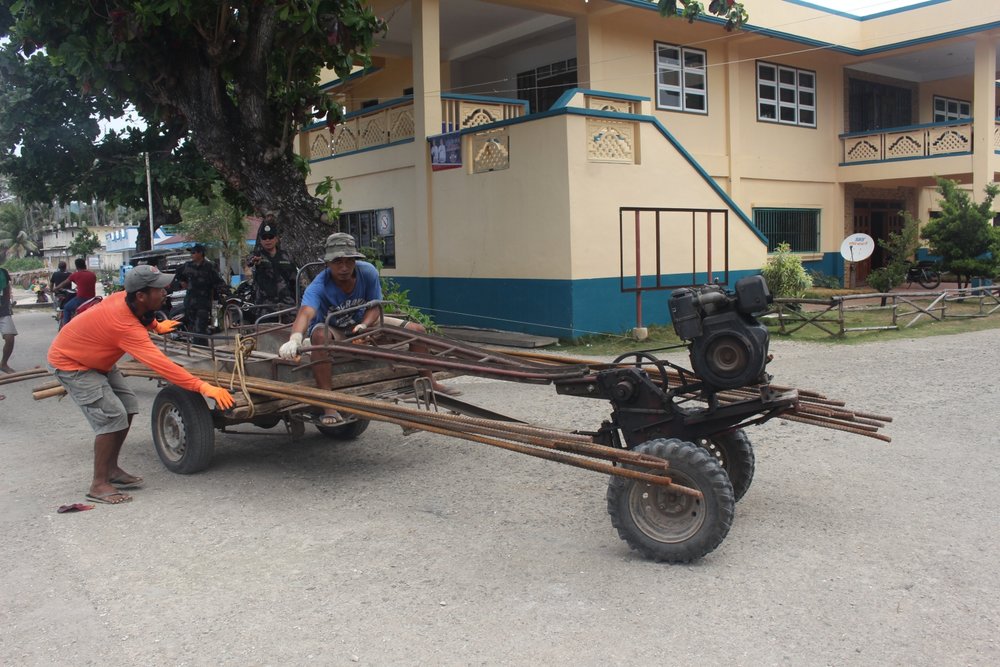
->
xmin=396 ymin=269 xmax=767 ymax=338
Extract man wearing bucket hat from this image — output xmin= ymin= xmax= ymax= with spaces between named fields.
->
xmin=48 ymin=265 xmax=234 ymax=505
xmin=279 ymin=232 xmax=456 ymax=425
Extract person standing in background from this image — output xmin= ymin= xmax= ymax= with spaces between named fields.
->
xmin=0 ymin=265 xmax=17 ymax=373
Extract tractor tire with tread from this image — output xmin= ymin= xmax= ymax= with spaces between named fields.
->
xmin=697 ymin=429 xmax=755 ymax=501
xmin=607 ymin=438 xmax=734 ymax=563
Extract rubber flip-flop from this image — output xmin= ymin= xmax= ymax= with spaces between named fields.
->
xmin=85 ymin=491 xmax=133 ymax=505
xmin=109 ymin=476 xmax=144 ymax=489
xmin=319 ymin=413 xmax=344 ymax=427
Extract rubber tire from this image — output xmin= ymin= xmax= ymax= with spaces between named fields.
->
xmin=607 ymin=438 xmax=734 ymax=563
xmin=316 ymin=418 xmax=371 ymax=440
xmin=151 ymin=385 xmax=216 ymax=474
xmin=697 ymin=429 xmax=755 ymax=502
xmin=918 ymin=272 xmax=941 ymax=290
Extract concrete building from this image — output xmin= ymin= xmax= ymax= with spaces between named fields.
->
xmin=298 ymin=0 xmax=1000 ymax=337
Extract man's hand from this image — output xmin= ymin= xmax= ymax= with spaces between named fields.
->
xmin=154 ymin=319 xmax=181 ymax=334
xmin=352 ymin=322 xmax=368 ymax=334
xmin=279 ymin=332 xmax=304 ymax=359
xmin=200 ymin=383 xmax=235 ymax=410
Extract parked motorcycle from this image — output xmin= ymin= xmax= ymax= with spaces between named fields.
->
xmin=906 ymin=261 xmax=942 ymax=290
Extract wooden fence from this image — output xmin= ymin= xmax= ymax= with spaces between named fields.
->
xmin=768 ymin=286 xmax=1000 ymax=337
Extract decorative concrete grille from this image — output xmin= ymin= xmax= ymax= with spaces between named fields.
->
xmin=460 ymin=105 xmax=501 ymax=128
xmin=845 ymin=139 xmax=880 ymax=162
xmin=994 ymin=123 xmax=1000 ymax=150
xmin=586 ymin=96 xmax=638 ymax=114
xmin=310 ymin=131 xmax=332 ymax=158
xmin=359 ymin=115 xmax=387 ymax=148
xmin=587 ymin=119 xmax=635 ymax=163
xmin=389 ymin=108 xmax=415 ymax=143
xmin=929 ymin=128 xmax=970 ymax=154
xmin=886 ymin=134 xmax=922 ymax=158
xmin=472 ymin=129 xmax=510 ymax=173
xmin=331 ymin=124 xmax=358 ymax=154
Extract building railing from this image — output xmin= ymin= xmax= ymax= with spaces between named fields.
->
xmin=840 ymin=119 xmax=974 ymax=165
xmin=300 ymin=94 xmax=528 ymax=162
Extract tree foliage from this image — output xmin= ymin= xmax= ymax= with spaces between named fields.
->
xmin=0 ymin=201 xmax=39 ymax=259
xmin=867 ymin=211 xmax=921 ymax=301
xmin=178 ymin=183 xmax=250 ymax=275
xmin=67 ymin=226 xmax=101 ymax=259
xmin=2 ymin=0 xmax=385 ymax=264
xmin=657 ymin=0 xmax=748 ymax=30
xmin=921 ymin=178 xmax=1000 ymax=285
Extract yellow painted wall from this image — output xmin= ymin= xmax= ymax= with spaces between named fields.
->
xmin=426 ymin=116 xmax=574 ymax=280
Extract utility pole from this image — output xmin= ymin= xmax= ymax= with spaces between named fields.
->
xmin=145 ymin=152 xmax=155 ymax=251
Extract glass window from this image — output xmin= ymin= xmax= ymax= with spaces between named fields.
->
xmin=338 ymin=208 xmax=396 ymax=268
xmin=932 ymin=95 xmax=971 ymax=123
xmin=753 ymin=208 xmax=821 ymax=253
xmin=655 ymin=42 xmax=708 ymax=114
xmin=756 ymin=61 xmax=817 ymax=128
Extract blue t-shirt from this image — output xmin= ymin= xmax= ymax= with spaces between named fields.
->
xmin=302 ymin=261 xmax=383 ymax=329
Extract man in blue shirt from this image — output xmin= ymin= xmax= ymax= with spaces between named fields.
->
xmin=279 ymin=233 xmax=455 ymax=425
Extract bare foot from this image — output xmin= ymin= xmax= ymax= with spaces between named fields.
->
xmin=87 ymin=482 xmax=132 ymax=504
xmin=432 ymin=382 xmax=462 ymax=397
xmin=319 ymin=410 xmax=344 ymax=426
xmin=0 ymin=365 xmax=14 ymax=374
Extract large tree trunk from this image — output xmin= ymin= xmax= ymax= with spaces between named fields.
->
xmin=150 ymin=3 xmax=335 ymax=267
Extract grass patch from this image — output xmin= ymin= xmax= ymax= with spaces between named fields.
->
xmin=559 ymin=295 xmax=1000 ymax=355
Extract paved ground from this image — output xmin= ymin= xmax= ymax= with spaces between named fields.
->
xmin=1 ymin=308 xmax=998 ymax=665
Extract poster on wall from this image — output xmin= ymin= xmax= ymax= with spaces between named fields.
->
xmin=430 ymin=132 xmax=462 ymax=171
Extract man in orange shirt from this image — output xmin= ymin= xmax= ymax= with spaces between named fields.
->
xmin=48 ymin=265 xmax=235 ymax=505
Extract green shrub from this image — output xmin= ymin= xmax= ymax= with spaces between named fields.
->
xmin=760 ymin=243 xmax=812 ymax=298
xmin=0 ymin=256 xmax=44 ymax=272
xmin=807 ymin=270 xmax=841 ymax=289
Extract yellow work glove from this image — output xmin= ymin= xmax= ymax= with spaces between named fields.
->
xmin=199 ymin=383 xmax=235 ymax=410
xmin=154 ymin=319 xmax=182 ymax=334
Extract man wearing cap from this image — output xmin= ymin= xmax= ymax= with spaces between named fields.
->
xmin=278 ymin=233 xmax=455 ymax=425
xmin=246 ymin=222 xmax=299 ymax=319
xmin=48 ymin=265 xmax=235 ymax=505
xmin=171 ymin=243 xmax=229 ymax=342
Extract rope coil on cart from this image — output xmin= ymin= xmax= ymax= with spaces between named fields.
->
xmin=227 ymin=333 xmax=257 ymax=418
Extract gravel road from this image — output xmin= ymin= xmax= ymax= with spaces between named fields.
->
xmin=1 ymin=308 xmax=997 ymax=666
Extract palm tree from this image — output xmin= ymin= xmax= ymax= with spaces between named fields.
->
xmin=0 ymin=203 xmax=40 ymax=259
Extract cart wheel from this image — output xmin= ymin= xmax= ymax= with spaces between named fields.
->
xmin=607 ymin=438 xmax=734 ymax=563
xmin=151 ymin=385 xmax=216 ymax=474
xmin=696 ymin=429 xmax=755 ymax=501
xmin=316 ymin=418 xmax=371 ymax=440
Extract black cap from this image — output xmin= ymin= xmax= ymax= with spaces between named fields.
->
xmin=189 ymin=243 xmax=206 ymax=253
xmin=260 ymin=223 xmax=278 ymax=237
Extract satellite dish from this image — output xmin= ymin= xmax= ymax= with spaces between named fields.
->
xmin=840 ymin=234 xmax=875 ymax=262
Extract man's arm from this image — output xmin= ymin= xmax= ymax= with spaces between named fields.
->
xmin=278 ymin=304 xmax=316 ymax=359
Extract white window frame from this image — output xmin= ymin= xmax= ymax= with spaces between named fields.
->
xmin=655 ymin=42 xmax=707 ymax=114
xmin=932 ymin=95 xmax=971 ymax=123
xmin=756 ymin=61 xmax=816 ymax=128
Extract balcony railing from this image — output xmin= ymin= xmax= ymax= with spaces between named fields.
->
xmin=300 ymin=94 xmax=528 ymax=162
xmin=841 ymin=119 xmax=975 ymax=165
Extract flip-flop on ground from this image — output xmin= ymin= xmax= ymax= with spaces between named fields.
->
xmin=85 ymin=491 xmax=132 ymax=505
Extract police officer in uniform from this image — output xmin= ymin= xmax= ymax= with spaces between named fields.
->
xmin=246 ymin=222 xmax=299 ymax=320
xmin=171 ymin=243 xmax=229 ymax=343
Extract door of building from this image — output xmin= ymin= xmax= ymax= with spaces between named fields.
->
xmin=853 ymin=200 xmax=904 ymax=284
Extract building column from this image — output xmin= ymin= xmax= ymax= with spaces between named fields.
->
xmin=971 ymin=35 xmax=998 ymax=201
xmin=412 ymin=0 xmax=441 ymax=275
xmin=724 ymin=40 xmax=742 ymax=204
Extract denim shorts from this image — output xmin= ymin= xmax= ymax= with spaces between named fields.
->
xmin=308 ymin=315 xmax=405 ymax=339
xmin=49 ymin=365 xmax=138 ymax=435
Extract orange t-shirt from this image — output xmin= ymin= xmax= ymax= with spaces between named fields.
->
xmin=48 ymin=291 xmax=205 ymax=393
